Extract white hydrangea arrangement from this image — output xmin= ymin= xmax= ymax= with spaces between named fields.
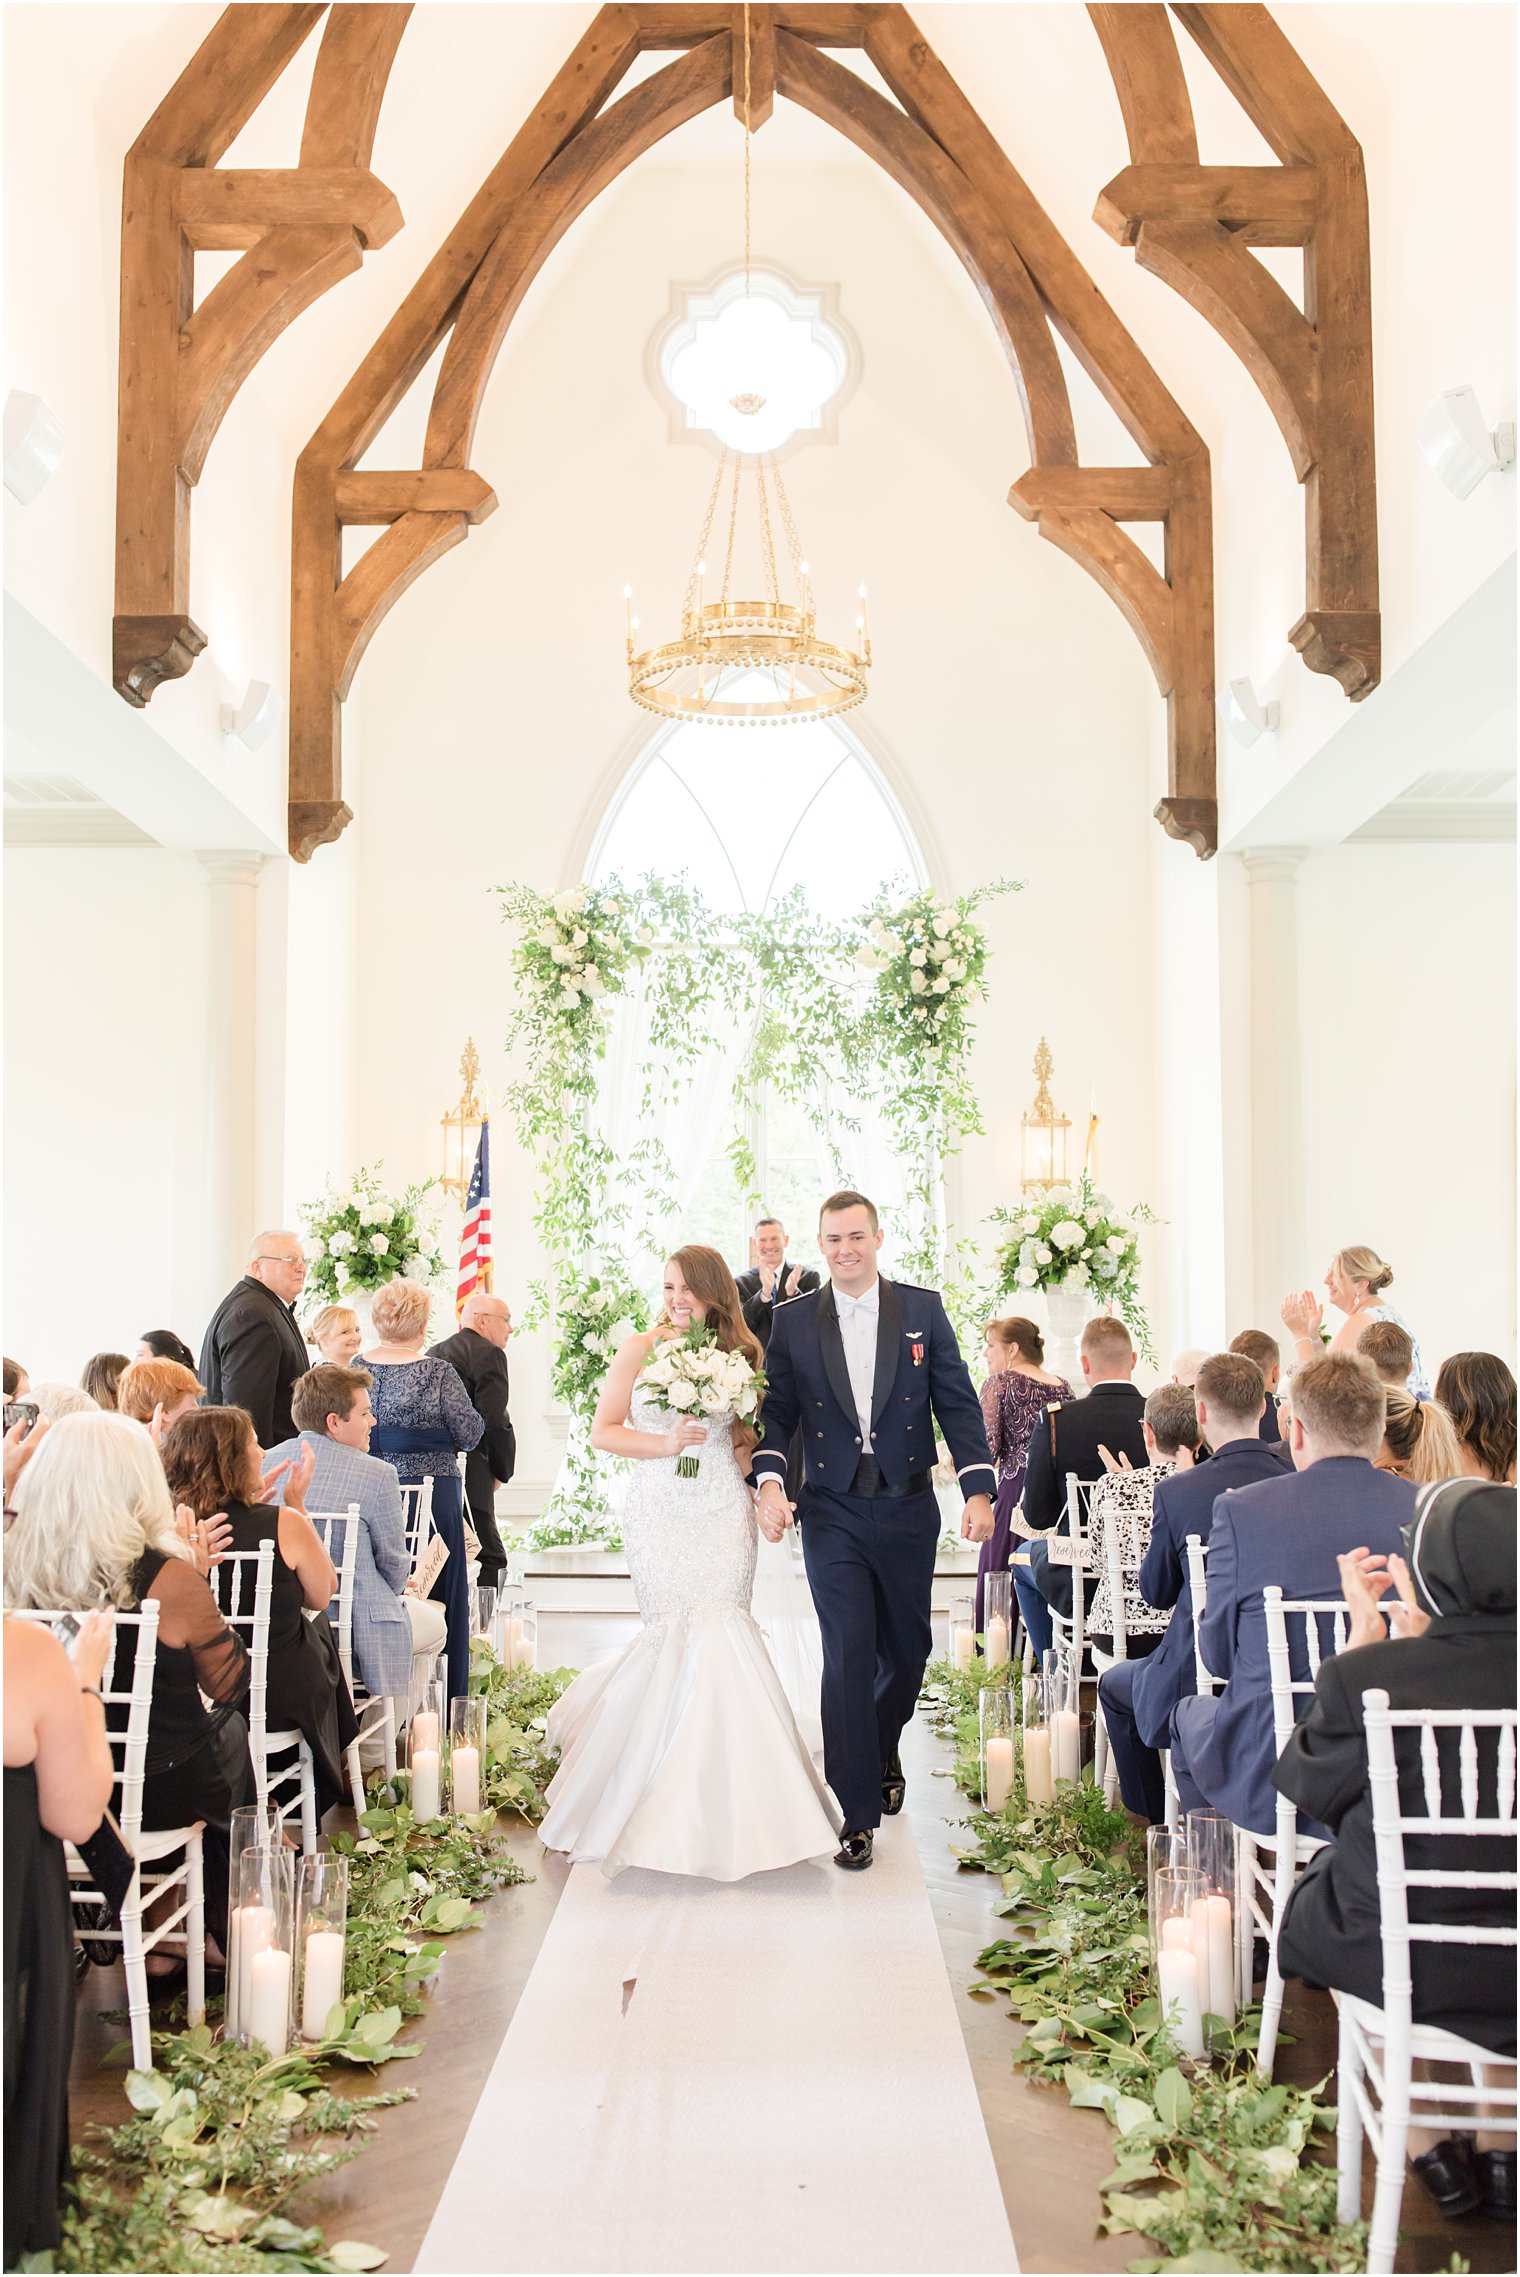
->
xmin=550 ymin=1268 xmax=650 ymax=1418
xmin=506 ymin=882 xmax=650 ymax=1045
xmin=856 ymin=885 xmax=995 ymax=1067
xmin=990 ymin=1173 xmax=1156 ymax=1362
xmin=300 ymin=1166 xmax=444 ymax=1309
xmin=637 ymin=1324 xmax=767 ymax=1479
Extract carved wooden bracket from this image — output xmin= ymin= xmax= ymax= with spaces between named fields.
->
xmin=1089 ymin=2 xmax=1379 ymax=699
xmin=114 ymin=3 xmax=410 ymax=707
xmin=288 ymin=3 xmax=1220 ymax=861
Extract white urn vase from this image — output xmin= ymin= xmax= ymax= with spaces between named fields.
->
xmin=1045 ymin=1282 xmax=1089 ymax=1392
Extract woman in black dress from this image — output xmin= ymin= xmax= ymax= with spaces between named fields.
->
xmin=3 ymin=1613 xmax=116 ymax=2266
xmin=162 ymin=1408 xmax=358 ymax=1819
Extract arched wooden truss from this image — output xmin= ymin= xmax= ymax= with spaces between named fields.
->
xmin=113 ymin=3 xmax=411 ymax=705
xmin=287 ymin=3 xmax=1222 ymax=861
xmin=1089 ymin=2 xmax=1379 ymax=699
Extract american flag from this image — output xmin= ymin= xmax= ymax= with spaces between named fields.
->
xmin=456 ymin=1119 xmax=492 ymax=1318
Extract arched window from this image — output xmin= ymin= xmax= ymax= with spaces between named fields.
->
xmin=586 ymin=700 xmax=928 ymax=1269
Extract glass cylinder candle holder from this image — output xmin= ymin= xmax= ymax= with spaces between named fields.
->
xmin=449 ymin=1695 xmax=487 ymax=1816
xmin=947 ymin=1594 xmax=976 ymax=1673
xmin=1153 ymin=1866 xmax=1208 ymax=2059
xmin=1186 ymin=1808 xmax=1238 ymax=2029
xmin=408 ymin=1678 xmax=443 ymax=1821
xmin=472 ymin=1583 xmax=498 ymax=1643
xmin=1145 ymin=1827 xmax=1190 ymax=1977
xmin=501 ymin=1598 xmax=537 ymax=1672
xmin=978 ymin=1685 xmax=1016 ymax=1815
xmin=233 ymin=1846 xmax=294 ymax=2053
xmin=1041 ymin=1644 xmax=1077 ymax=1716
xmin=225 ymin=1804 xmax=280 ymax=2041
xmin=1021 ymin=1676 xmax=1053 ymax=1806
xmin=295 ymin=1852 xmax=348 ymax=2043
xmin=1049 ymin=1691 xmax=1085 ymax=1788
xmin=983 ymin=1571 xmax=1013 ymax=1668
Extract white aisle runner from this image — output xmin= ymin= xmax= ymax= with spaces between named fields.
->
xmin=417 ymin=1817 xmax=1019 ymax=2274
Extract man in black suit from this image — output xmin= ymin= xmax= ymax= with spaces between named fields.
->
xmin=1014 ymin=1315 xmax=1149 ymax=1662
xmin=199 ymin=1230 xmax=313 ymax=1448
xmin=735 ymin=1217 xmax=819 ymax=1506
xmin=1229 ymin=1328 xmax=1284 ymax=1443
xmin=1098 ymin=1349 xmax=1288 ymax=1821
xmin=430 ymin=1292 xmax=515 ymax=1593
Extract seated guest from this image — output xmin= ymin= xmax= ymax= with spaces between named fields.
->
xmin=198 ymin=1232 xmax=311 ymax=1448
xmin=976 ymin=1315 xmax=1072 ymax=1633
xmin=1275 ymin=1482 xmax=1516 ymax=2221
xmin=1100 ymin=1352 xmax=1288 ymax=1822
xmin=263 ymin=1365 xmax=447 ymax=1727
xmin=1281 ymin=1244 xmax=1430 ymax=1395
xmin=162 ymin=1409 xmax=358 ymax=1822
xmin=1169 ymin=1351 xmax=1416 ymax=1834
xmin=4 ymin=1611 xmax=116 ymax=2268
xmin=1087 ymin=1382 xmax=1199 ymax=1657
xmin=1230 ymin=1330 xmax=1284 ymax=1442
xmin=30 ymin=1381 xmax=97 ymax=1421
xmin=1435 ymin=1351 xmax=1517 ymax=1484
xmin=431 ymin=1293 xmax=517 ymax=1597
xmin=3 ymin=1358 xmax=29 ymax=1402
xmin=1378 ymin=1386 xmax=1464 ymax=1485
xmin=116 ymin=1358 xmax=203 ymax=1431
xmin=1358 ymin=1317 xmax=1415 ymax=1390
xmin=1171 ymin=1347 xmax=1208 ymax=1388
xmin=1015 ymin=1316 xmax=1148 ymax=1662
xmin=80 ymin=1353 xmax=129 ymax=1411
xmin=308 ymin=1305 xmax=363 ymax=1368
xmin=3 ymin=1413 xmax=253 ymax=1949
xmin=136 ymin=1328 xmax=197 ymax=1370
xmin=361 ymin=1280 xmax=483 ymax=1706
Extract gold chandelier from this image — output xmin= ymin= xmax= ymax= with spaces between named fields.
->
xmin=623 ymin=2 xmax=871 ymax=727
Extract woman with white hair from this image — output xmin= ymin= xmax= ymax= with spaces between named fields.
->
xmin=3 ymin=1413 xmax=252 ymax=1948
xmin=361 ymin=1280 xmax=482 ymax=1703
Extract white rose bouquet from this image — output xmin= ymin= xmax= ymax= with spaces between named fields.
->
xmin=636 ymin=1323 xmax=766 ymax=1480
xmin=300 ymin=1165 xmax=445 ymax=1310
xmin=989 ymin=1172 xmax=1156 ymax=1363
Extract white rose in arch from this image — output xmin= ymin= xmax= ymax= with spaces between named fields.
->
xmin=1050 ymin=1219 xmax=1086 ymax=1252
xmin=909 ymin=946 xmax=928 ymax=968
xmin=551 ymin=890 xmax=579 ymax=921
xmin=909 ymin=970 xmax=927 ymax=994
xmin=637 ymin=925 xmax=655 ymax=945
xmin=944 ymin=959 xmax=967 ymax=982
xmin=369 ymin=1233 xmax=390 ymax=1256
xmin=932 ymin=912 xmax=953 ymax=937
xmin=550 ymin=944 xmax=571 ymax=965
xmin=583 ymin=968 xmax=607 ymax=997
xmin=928 ymin=939 xmax=949 ymax=962
xmin=571 ymin=929 xmax=588 ymax=948
xmin=1036 ymin=1244 xmax=1053 ymax=1265
xmin=932 ymin=977 xmax=951 ymax=994
xmin=1017 ymin=1265 xmax=1039 ymax=1287
xmin=581 ymin=1332 xmax=603 ymax=1353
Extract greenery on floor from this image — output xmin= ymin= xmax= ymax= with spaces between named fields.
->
xmin=920 ymin=1659 xmax=1372 ymax=2275
xmin=36 ymin=1658 xmax=575 ymax=2277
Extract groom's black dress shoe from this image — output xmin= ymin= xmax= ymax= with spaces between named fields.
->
xmin=881 ymin=1747 xmax=906 ymax=1816
xmin=834 ymin=1830 xmax=874 ymax=1871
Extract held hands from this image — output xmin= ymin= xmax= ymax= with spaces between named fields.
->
xmin=1281 ymin=1288 xmax=1323 ymax=1340
xmin=756 ymin=1481 xmax=794 ymax=1542
xmin=961 ymin=1493 xmax=995 ymax=1545
xmin=70 ymin=1610 xmax=116 ymax=1693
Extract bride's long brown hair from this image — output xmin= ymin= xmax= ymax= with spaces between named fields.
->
xmin=659 ymin=1245 xmax=765 ymax=1381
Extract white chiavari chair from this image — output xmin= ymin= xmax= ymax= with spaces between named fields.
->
xmin=309 ymin=1504 xmax=397 ymax=1811
xmin=211 ymin=1542 xmax=318 ymax=1851
xmin=1338 ymin=1691 xmax=1518 ymax=2272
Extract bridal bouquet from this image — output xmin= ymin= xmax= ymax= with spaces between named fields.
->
xmin=637 ymin=1325 xmax=766 ymax=1479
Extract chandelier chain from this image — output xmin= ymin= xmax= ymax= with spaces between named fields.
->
xmin=682 ymin=448 xmax=729 ymax=618
xmin=742 ymin=0 xmax=752 ymax=297
xmin=754 ymin=454 xmax=780 ymax=604
xmin=720 ymin=450 xmax=743 ymax=602
xmin=769 ymin=454 xmax=808 ymax=589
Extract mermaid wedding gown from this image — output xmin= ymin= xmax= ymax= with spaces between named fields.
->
xmin=539 ymin=1393 xmax=840 ymax=1882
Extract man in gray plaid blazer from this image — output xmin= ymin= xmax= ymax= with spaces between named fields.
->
xmin=263 ymin=1365 xmax=445 ymax=1718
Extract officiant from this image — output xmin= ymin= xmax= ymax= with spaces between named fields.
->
xmin=735 ymin=1216 xmax=818 ymax=1506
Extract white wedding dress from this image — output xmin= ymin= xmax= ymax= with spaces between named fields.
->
xmin=540 ymin=1393 xmax=840 ymax=1881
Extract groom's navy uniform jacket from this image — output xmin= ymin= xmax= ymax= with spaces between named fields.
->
xmin=752 ymin=1276 xmax=996 ymax=1502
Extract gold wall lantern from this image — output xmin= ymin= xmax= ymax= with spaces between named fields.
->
xmin=1020 ymin=1037 xmax=1071 ymax=1193
xmin=440 ymin=1038 xmax=485 ymax=1200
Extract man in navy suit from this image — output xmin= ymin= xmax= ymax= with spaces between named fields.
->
xmin=1098 ymin=1350 xmax=1287 ymax=1821
xmin=1169 ymin=1350 xmax=1417 ymax=1834
xmin=1229 ymin=1329 xmax=1284 ymax=1443
xmin=754 ymin=1190 xmax=996 ymax=1871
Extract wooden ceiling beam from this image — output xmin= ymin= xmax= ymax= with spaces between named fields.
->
xmin=737 ymin=6 xmax=777 ymax=128
xmin=1095 ymin=163 xmax=1319 ymax=245
xmin=114 ymin=3 xmax=411 ymax=707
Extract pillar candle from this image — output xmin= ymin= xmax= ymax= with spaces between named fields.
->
xmin=451 ymin=1743 xmax=481 ymax=1815
xmin=984 ymin=1613 xmax=1010 ymax=1667
xmin=510 ymin=1622 xmax=537 ymax=1672
xmin=233 ymin=1903 xmax=274 ymax=2030
xmin=952 ymin=1626 xmax=975 ymax=1670
xmin=411 ymin=1747 xmax=441 ymax=1821
xmin=300 ymin=1929 xmax=346 ymax=2040
xmin=984 ymin=1734 xmax=1014 ymax=1812
xmin=1161 ymin=1910 xmax=1211 ymax=2017
xmin=1157 ymin=1946 xmax=1204 ymax=2058
xmin=1198 ymin=1893 xmax=1236 ymax=2024
xmin=1050 ymin=1708 xmax=1081 ymax=1785
xmin=246 ymin=1944 xmax=292 ymax=2054
xmin=411 ymin=1709 xmax=439 ymax=1752
xmin=1023 ymin=1725 xmax=1054 ymax=1805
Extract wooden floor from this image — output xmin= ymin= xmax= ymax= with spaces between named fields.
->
xmin=69 ymin=1612 xmax=1515 ymax=2274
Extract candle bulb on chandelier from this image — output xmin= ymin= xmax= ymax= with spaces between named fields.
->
xmin=858 ymin=582 xmax=872 ymax=654
xmin=800 ymin=557 xmax=811 ymax=620
xmin=623 ymin=584 xmax=634 ymax=650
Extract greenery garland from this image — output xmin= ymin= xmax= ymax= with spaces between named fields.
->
xmin=497 ymin=871 xmax=1020 ymax=1538
xmin=919 ymin=1660 xmax=1369 ymax=2274
xmin=42 ymin=1658 xmax=574 ymax=2276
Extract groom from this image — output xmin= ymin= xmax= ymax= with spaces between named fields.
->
xmin=753 ymin=1190 xmax=996 ymax=1870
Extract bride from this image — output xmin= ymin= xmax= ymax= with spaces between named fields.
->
xmin=539 ymin=1244 xmax=840 ymax=1881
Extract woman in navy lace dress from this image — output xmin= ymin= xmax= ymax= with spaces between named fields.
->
xmin=362 ymin=1281 xmax=483 ymax=1703
xmin=977 ymin=1317 xmax=1073 ymax=1634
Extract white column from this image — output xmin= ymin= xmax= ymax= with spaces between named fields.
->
xmin=1242 ymin=848 xmax=1308 ymax=1331
xmin=199 ymin=854 xmax=263 ymax=1290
